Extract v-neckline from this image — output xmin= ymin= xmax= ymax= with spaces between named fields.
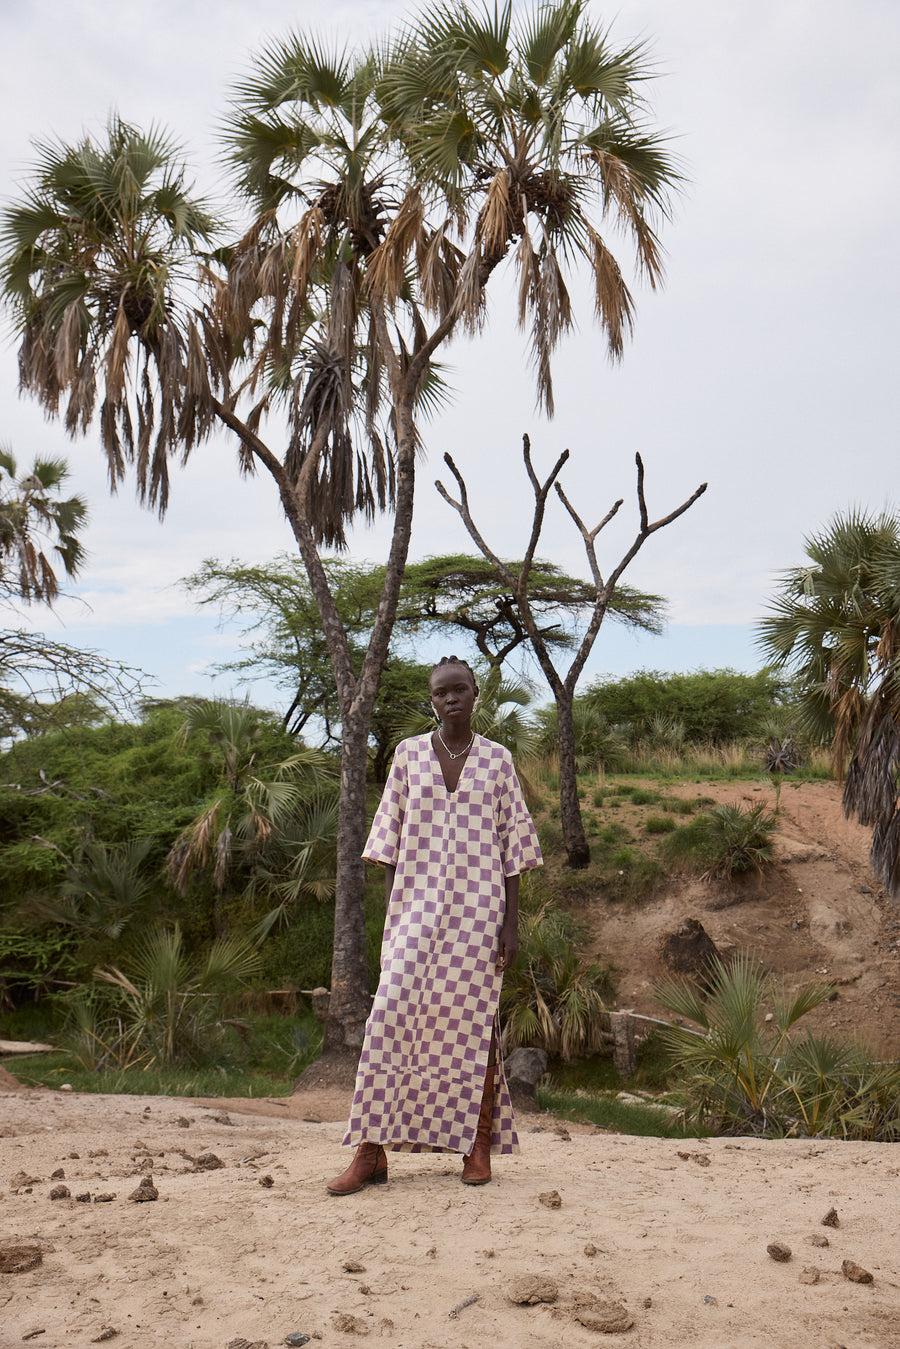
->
xmin=430 ymin=731 xmax=477 ymax=795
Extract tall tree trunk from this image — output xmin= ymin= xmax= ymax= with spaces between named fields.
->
xmin=323 ymin=709 xmax=374 ymax=1052
xmin=556 ymin=693 xmax=590 ymax=868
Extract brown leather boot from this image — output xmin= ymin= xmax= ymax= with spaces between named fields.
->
xmin=326 ymin=1142 xmax=388 ymax=1195
xmin=461 ymin=1071 xmax=494 ymax=1186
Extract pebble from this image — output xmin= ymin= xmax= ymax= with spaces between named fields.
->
xmin=538 ymin=1189 xmax=562 ymax=1208
xmin=767 ymin=1242 xmax=792 ymax=1262
xmin=799 ymin=1267 xmax=820 ymax=1285
xmin=284 ymin=1335 xmax=310 ymax=1347
xmin=128 ymin=1177 xmax=158 ymax=1203
xmin=331 ymin=1312 xmax=369 ymax=1334
xmin=821 ymin=1207 xmax=840 ymax=1228
xmin=842 ymin=1259 xmax=873 ymax=1284
xmin=259 ymin=1174 xmax=274 ymax=1188
xmin=49 ymin=1184 xmax=71 ymax=1201
xmin=805 ymin=1234 xmax=830 ymax=1248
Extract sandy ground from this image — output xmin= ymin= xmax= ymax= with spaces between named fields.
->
xmin=1 ymin=1086 xmax=899 ymax=1349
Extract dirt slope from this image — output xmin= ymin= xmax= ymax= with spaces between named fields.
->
xmin=573 ymin=780 xmax=900 ymax=1055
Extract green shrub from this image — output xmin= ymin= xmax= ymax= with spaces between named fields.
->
xmin=644 ymin=814 xmax=676 ymax=835
xmin=654 ymin=955 xmax=900 ymax=1139
xmin=663 ymin=802 xmax=778 ymax=879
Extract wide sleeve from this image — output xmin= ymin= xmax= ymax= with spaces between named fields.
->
xmin=362 ymin=739 xmax=409 ymax=867
xmin=496 ymin=750 xmax=543 ymax=876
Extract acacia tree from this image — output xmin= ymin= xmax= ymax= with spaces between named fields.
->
xmin=1 ymin=1 xmax=681 ymax=1052
xmin=438 ymin=434 xmax=706 ymax=866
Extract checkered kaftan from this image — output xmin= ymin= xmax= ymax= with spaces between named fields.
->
xmin=343 ymin=733 xmax=542 ymax=1156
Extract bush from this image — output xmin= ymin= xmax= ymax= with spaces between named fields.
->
xmin=644 ymin=814 xmax=676 ymax=835
xmin=654 ymin=955 xmax=900 ymax=1139
xmin=584 ymin=668 xmax=791 ymax=744
xmin=664 ymin=802 xmax=778 ymax=879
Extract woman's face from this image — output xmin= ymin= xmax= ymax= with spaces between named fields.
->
xmin=429 ymin=666 xmax=477 ymax=725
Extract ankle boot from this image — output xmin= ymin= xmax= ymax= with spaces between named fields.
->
xmin=326 ymin=1142 xmax=388 ymax=1195
xmin=461 ymin=1074 xmax=494 ymax=1186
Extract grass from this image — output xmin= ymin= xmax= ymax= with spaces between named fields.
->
xmin=536 ymin=1084 xmax=699 ymax=1138
xmin=0 ymin=1010 xmax=322 ymax=1097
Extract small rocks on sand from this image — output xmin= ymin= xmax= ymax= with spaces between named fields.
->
xmin=538 ymin=1189 xmax=562 ymax=1208
xmin=342 ymin=1259 xmax=366 ymax=1273
xmin=507 ymin=1274 xmax=559 ymax=1305
xmin=799 ymin=1267 xmax=821 ymax=1285
xmin=128 ymin=1176 xmax=158 ymax=1202
xmin=767 ymin=1242 xmax=792 ymax=1262
xmin=192 ymin=1152 xmax=225 ymax=1171
xmin=225 ymin=1339 xmax=268 ymax=1349
xmin=821 ymin=1206 xmax=840 ymax=1227
xmin=805 ymin=1234 xmax=829 ymax=1248
xmin=841 ymin=1259 xmax=873 ymax=1284
xmin=284 ymin=1336 xmax=310 ymax=1347
xmin=49 ymin=1184 xmax=71 ymax=1201
xmin=91 ymin=1328 xmax=119 ymax=1342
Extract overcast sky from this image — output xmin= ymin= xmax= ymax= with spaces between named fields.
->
xmin=2 ymin=0 xmax=898 ymax=712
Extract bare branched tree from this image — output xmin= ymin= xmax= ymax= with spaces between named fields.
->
xmin=437 ymin=434 xmax=706 ymax=865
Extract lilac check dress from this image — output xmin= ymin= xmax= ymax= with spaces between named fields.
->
xmin=344 ymin=733 xmax=542 ymax=1156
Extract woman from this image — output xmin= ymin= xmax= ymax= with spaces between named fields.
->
xmin=327 ymin=656 xmax=542 ymax=1194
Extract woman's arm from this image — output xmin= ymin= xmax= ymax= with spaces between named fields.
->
xmin=497 ymin=873 xmax=519 ymax=970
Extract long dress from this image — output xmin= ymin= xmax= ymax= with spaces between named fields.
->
xmin=343 ymin=733 xmax=542 ymax=1156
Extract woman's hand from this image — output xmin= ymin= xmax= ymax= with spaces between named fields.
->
xmin=496 ymin=873 xmax=520 ymax=972
xmin=496 ymin=915 xmax=519 ymax=971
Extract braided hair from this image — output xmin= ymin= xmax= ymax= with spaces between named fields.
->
xmin=430 ymin=655 xmax=478 ymax=694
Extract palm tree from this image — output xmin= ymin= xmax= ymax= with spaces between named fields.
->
xmin=759 ymin=509 xmax=900 ymax=895
xmin=166 ymin=698 xmax=337 ymax=935
xmin=0 ymin=445 xmax=86 ymax=605
xmin=0 ymin=117 xmax=218 ymax=515
xmin=375 ymin=0 xmax=678 ymax=412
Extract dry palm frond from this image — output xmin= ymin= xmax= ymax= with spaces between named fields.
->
xmin=515 ymin=222 xmax=540 ymax=326
xmin=367 ymin=188 xmax=425 ymax=304
xmin=585 ymin=222 xmax=634 ymax=358
xmin=587 ymin=148 xmax=665 ymax=288
xmin=843 ymin=688 xmax=900 ymax=827
xmin=288 ymin=205 xmax=325 ymax=304
xmin=452 ymin=244 xmax=487 ymax=334
xmin=479 ymin=166 xmax=512 ymax=255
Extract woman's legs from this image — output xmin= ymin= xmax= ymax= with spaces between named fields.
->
xmin=326 ymin=1142 xmax=388 ymax=1195
xmin=461 ymin=1032 xmax=497 ymax=1186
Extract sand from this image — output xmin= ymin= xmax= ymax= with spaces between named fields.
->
xmin=1 ymin=1086 xmax=898 ymax=1349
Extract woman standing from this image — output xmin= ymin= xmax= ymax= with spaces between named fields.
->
xmin=327 ymin=656 xmax=542 ymax=1193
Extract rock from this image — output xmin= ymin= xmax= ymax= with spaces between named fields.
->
xmin=50 ymin=1167 xmax=65 ymax=1179
xmin=656 ymin=918 xmax=721 ymax=984
xmin=0 ymin=1063 xmax=23 ymax=1090
xmin=10 ymin=1171 xmax=41 ymax=1190
xmin=821 ymin=1207 xmax=840 ymax=1228
xmin=225 ymin=1340 xmax=268 ymax=1349
xmin=75 ymin=1192 xmax=92 ymax=1203
xmin=505 ymin=1046 xmax=548 ymax=1106
xmin=284 ymin=1336 xmax=310 ymax=1347
xmin=507 ymin=1274 xmax=558 ymax=1305
xmin=128 ymin=1176 xmax=158 ymax=1202
xmin=539 ymin=1189 xmax=562 ymax=1208
xmin=799 ymin=1267 xmax=820 ymax=1285
xmin=208 ymin=1113 xmax=233 ymax=1126
xmin=343 ymin=1260 xmax=366 ymax=1273
xmin=805 ymin=1234 xmax=829 ymax=1248
xmin=331 ymin=1312 xmax=369 ymax=1334
xmin=584 ymin=1244 xmax=599 ymax=1257
xmin=0 ymin=1244 xmax=42 ymax=1274
xmin=91 ymin=1329 xmax=119 ymax=1342
xmin=94 ymin=1193 xmax=116 ymax=1203
xmin=193 ymin=1152 xmax=225 ymax=1171
xmin=842 ymin=1259 xmax=873 ymax=1285
xmin=176 ymin=1117 xmax=191 ymax=1128
xmin=573 ymin=1301 xmax=634 ymax=1333
xmin=88 ymin=1149 xmax=109 ymax=1157
xmin=767 ymin=1242 xmax=792 ymax=1262
xmin=59 ymin=1083 xmax=73 ymax=1092
xmin=259 ymin=1174 xmax=274 ymax=1187
xmin=49 ymin=1184 xmax=71 ymax=1200
xmin=676 ymin=1151 xmax=711 ymax=1167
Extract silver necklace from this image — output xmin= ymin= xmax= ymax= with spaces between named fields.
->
xmin=437 ymin=728 xmax=475 ymax=760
